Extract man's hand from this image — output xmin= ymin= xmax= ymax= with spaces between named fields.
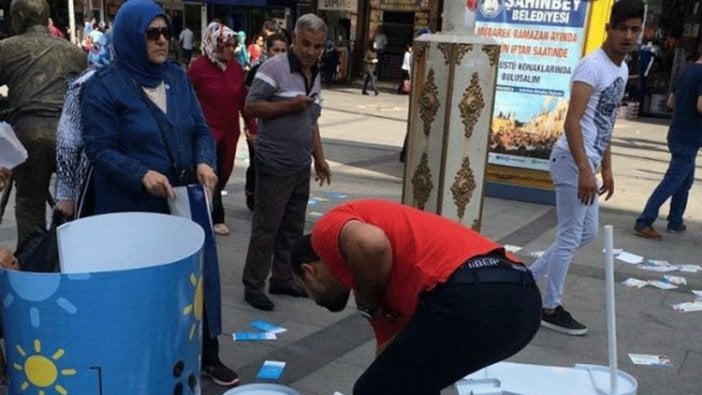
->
xmin=0 ymin=167 xmax=10 ymax=190
xmin=577 ymin=170 xmax=598 ymax=205
xmin=0 ymin=249 xmax=19 ymax=270
xmin=290 ymin=95 xmax=314 ymax=113
xmin=599 ymin=168 xmax=614 ymax=201
xmin=196 ymin=164 xmax=218 ymax=194
xmin=56 ymin=200 xmax=75 ymax=219
xmin=142 ymin=170 xmax=175 ymax=199
xmin=314 ymin=159 xmax=331 ymax=186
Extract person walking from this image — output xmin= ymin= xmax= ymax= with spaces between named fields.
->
xmin=361 ymin=40 xmax=379 ymax=96
xmin=0 ymin=0 xmax=87 ymax=248
xmin=634 ymin=44 xmax=702 ymax=239
xmin=242 ymin=14 xmax=331 ymax=311
xmin=529 ymin=0 xmax=644 ymax=336
xmin=80 ymin=0 xmax=238 ymax=387
xmin=178 ymin=25 xmax=193 ymax=65
xmin=290 ymin=199 xmax=541 ymax=394
xmin=188 ymin=22 xmax=256 ymax=236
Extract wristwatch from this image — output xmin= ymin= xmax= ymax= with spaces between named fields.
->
xmin=357 ymin=305 xmax=376 ymax=320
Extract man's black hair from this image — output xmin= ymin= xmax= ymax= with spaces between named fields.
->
xmin=609 ymin=0 xmax=645 ymax=27
xmin=290 ymin=234 xmax=319 ymax=277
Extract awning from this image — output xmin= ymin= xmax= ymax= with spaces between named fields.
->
xmin=187 ymin=0 xmax=298 ymax=6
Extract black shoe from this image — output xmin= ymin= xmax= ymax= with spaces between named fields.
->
xmin=362 ymin=91 xmax=369 ymax=95
xmin=269 ymin=282 xmax=308 ymax=297
xmin=667 ymin=224 xmax=687 ymax=233
xmin=202 ymin=362 xmax=240 ymax=387
xmin=245 ymin=291 xmax=275 ymax=311
xmin=541 ymin=306 xmax=587 ymax=336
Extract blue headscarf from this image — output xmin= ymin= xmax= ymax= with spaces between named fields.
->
xmin=88 ymin=30 xmax=114 ymax=68
xmin=112 ymin=0 xmax=168 ymax=88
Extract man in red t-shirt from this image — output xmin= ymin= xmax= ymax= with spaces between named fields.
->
xmin=291 ymin=199 xmax=541 ymax=394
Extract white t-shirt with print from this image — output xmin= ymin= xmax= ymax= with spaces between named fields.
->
xmin=555 ymin=48 xmax=628 ymax=167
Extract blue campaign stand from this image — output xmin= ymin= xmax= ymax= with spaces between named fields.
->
xmin=0 ymin=213 xmax=205 ymax=394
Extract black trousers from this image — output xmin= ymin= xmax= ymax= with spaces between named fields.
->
xmin=202 ymin=304 xmax=220 ymax=367
xmin=353 ymin=262 xmax=542 ymax=395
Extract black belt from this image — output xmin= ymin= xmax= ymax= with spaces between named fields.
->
xmin=447 ymin=254 xmax=536 ymax=287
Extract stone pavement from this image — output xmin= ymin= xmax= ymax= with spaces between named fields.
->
xmin=0 ymin=87 xmax=700 ymax=394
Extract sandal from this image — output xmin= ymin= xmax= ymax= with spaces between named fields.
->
xmin=213 ymin=223 xmax=230 ymax=236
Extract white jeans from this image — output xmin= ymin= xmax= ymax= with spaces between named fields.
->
xmin=529 ymin=147 xmax=599 ymax=309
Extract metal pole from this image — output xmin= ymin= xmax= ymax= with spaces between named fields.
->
xmin=68 ymin=0 xmax=77 ymax=44
xmin=604 ymin=224 xmax=618 ymax=394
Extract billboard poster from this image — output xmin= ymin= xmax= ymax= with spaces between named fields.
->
xmin=475 ymin=0 xmax=592 ymax=171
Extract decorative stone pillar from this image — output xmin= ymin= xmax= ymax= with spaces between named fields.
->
xmin=401 ymin=2 xmax=499 ymax=231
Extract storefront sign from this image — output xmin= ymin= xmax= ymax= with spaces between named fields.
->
xmin=476 ymin=0 xmax=591 ymax=171
xmin=318 ymin=0 xmax=358 ymax=11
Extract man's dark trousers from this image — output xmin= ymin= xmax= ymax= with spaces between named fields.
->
xmin=353 ymin=262 xmax=542 ymax=395
xmin=243 ymin=160 xmax=310 ymax=294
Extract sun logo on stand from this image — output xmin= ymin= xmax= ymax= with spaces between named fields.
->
xmin=182 ymin=273 xmax=203 ymax=341
xmin=13 ymin=339 xmax=76 ymax=394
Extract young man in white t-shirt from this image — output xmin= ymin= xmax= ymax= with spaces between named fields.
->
xmin=529 ymin=0 xmax=644 ymax=336
xmin=178 ymin=26 xmax=194 ymax=64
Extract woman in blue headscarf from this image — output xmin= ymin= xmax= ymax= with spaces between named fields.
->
xmin=55 ymin=30 xmax=114 ymax=219
xmin=80 ymin=0 xmax=238 ymax=387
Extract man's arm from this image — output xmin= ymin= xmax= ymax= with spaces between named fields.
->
xmin=338 ymin=220 xmax=392 ymax=316
xmin=564 ymin=81 xmax=597 ymax=205
xmin=245 ymin=95 xmax=313 ymax=120
xmin=312 ymin=123 xmax=331 ymax=185
xmin=599 ymin=144 xmax=614 ymax=201
xmin=667 ymin=93 xmax=675 ymax=110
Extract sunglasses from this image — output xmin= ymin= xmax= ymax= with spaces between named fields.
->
xmin=145 ymin=27 xmax=171 ymax=41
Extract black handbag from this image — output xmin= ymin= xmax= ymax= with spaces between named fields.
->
xmin=14 ymin=210 xmax=66 ymax=273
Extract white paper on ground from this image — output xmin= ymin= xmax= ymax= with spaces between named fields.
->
xmin=628 ymin=353 xmax=673 ymax=367
xmin=638 ymin=265 xmax=678 ymax=273
xmin=601 ymin=248 xmax=623 ymax=255
xmin=692 ymin=290 xmax=702 ymax=299
xmin=232 ymin=332 xmax=277 ymax=341
xmin=616 ymin=251 xmax=644 ymax=264
xmin=648 ymin=259 xmax=672 ymax=266
xmin=622 ymin=278 xmax=649 ymax=288
xmin=678 ymin=264 xmax=702 ymax=273
xmin=671 ymin=301 xmax=702 ymax=312
xmin=250 ymin=319 xmax=287 ymax=334
xmin=504 ymin=244 xmax=522 ymax=253
xmin=529 ymin=251 xmax=544 ymax=258
xmin=663 ymin=275 xmax=687 ymax=286
xmin=648 ymin=280 xmax=678 ymax=290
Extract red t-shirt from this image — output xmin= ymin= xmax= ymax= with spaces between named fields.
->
xmin=311 ymin=199 xmax=518 ymax=343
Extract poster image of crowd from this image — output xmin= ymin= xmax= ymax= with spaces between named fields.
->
xmin=476 ymin=0 xmax=592 ymax=172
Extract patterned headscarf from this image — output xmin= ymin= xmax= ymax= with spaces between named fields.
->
xmin=202 ymin=22 xmax=236 ymax=71
xmin=88 ymin=29 xmax=114 ymax=68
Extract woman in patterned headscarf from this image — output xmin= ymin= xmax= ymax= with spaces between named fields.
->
xmin=55 ymin=30 xmax=115 ymax=219
xmin=188 ymin=22 xmax=256 ymax=236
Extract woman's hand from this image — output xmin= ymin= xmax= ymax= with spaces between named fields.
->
xmin=0 ymin=249 xmax=19 ymax=270
xmin=196 ymin=164 xmax=218 ymax=194
xmin=56 ymin=200 xmax=75 ymax=219
xmin=0 ymin=167 xmax=10 ymax=191
xmin=142 ymin=170 xmax=175 ymax=199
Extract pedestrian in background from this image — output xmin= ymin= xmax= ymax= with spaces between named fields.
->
xmin=80 ymin=0 xmax=238 ymax=387
xmin=188 ymin=22 xmax=257 ymax=236
xmin=0 ymin=0 xmax=86 ymax=248
xmin=634 ymin=43 xmax=702 ymax=239
xmin=242 ymin=14 xmax=331 ymax=311
xmin=529 ymin=0 xmax=644 ymax=336
xmin=397 ymin=44 xmax=412 ymax=94
xmin=248 ymin=34 xmax=264 ymax=65
xmin=234 ymin=31 xmax=250 ymax=70
xmin=178 ymin=24 xmax=193 ymax=66
xmin=244 ymin=33 xmax=289 ymax=211
xmin=361 ymin=40 xmax=379 ymax=96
